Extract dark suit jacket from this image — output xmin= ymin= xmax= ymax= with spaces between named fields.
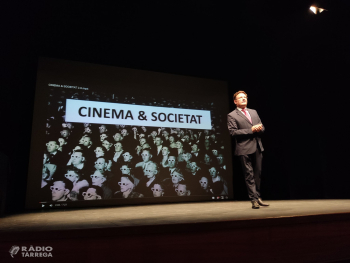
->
xmin=227 ymin=108 xmax=264 ymax=156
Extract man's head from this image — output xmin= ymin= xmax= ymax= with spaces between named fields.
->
xmin=209 ymin=167 xmax=218 ymax=178
xmin=113 ymin=133 xmax=123 ymax=142
xmin=176 ymin=141 xmax=183 ymax=149
xmin=162 ymin=146 xmax=170 ymax=156
xmin=162 ymin=130 xmax=169 ymax=138
xmin=204 ymin=139 xmax=210 ymax=148
xmin=51 ymin=179 xmax=72 ymax=201
xmin=141 ymin=149 xmax=152 ymax=162
xmin=46 ymin=140 xmax=59 ymax=154
xmin=182 ymin=152 xmax=192 ymax=162
xmin=102 ymin=139 xmax=113 ymax=151
xmin=121 ymin=129 xmax=128 ymax=137
xmin=217 ymin=153 xmax=224 ymax=165
xmin=94 ymin=157 xmax=107 ymax=172
xmin=150 ymin=131 xmax=157 ymax=138
xmin=82 ymin=136 xmax=92 ymax=147
xmin=199 ymin=176 xmax=209 ymax=190
xmin=141 ymin=126 xmax=147 ymax=132
xmin=155 ymin=136 xmax=163 ymax=146
xmin=70 ymin=150 xmax=85 ymax=166
xmin=114 ymin=142 xmax=123 ymax=152
xmin=58 ymin=138 xmax=67 ymax=147
xmin=118 ymin=175 xmax=134 ymax=193
xmin=233 ymin=91 xmax=248 ymax=109
xmin=60 ymin=129 xmax=70 ymax=138
xmin=139 ymin=138 xmax=146 ymax=146
xmin=100 ymin=133 xmax=108 ymax=142
xmin=64 ymin=167 xmax=81 ymax=183
xmin=94 ymin=146 xmax=105 ymax=157
xmin=191 ymin=144 xmax=198 ymax=152
xmin=190 ymin=162 xmax=199 ymax=173
xmin=152 ymin=183 xmax=164 ymax=197
xmin=167 ymin=155 xmax=177 ymax=168
xmin=169 ymin=135 xmax=175 ymax=143
xmin=204 ymin=153 xmax=211 ymax=164
xmin=82 ymin=186 xmax=103 ymax=200
xmin=143 ymin=162 xmax=158 ymax=179
xmin=120 ymin=164 xmax=131 ymax=175
xmin=212 ymin=149 xmax=218 ymax=156
xmin=171 ymin=169 xmax=184 ymax=184
xmin=90 ymin=170 xmax=106 ymax=187
xmin=99 ymin=125 xmax=107 ymax=134
xmin=122 ymin=152 xmax=132 ymax=162
xmin=176 ymin=183 xmax=190 ymax=196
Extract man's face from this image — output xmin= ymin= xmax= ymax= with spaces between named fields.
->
xmin=83 ymin=188 xmax=101 ymax=200
xmin=176 ymin=141 xmax=182 ymax=149
xmin=114 ymin=133 xmax=122 ymax=142
xmin=155 ymin=137 xmax=162 ymax=146
xmin=152 ymin=184 xmax=164 ymax=197
xmin=51 ymin=181 xmax=68 ymax=201
xmin=141 ymin=150 xmax=151 ymax=162
xmin=46 ymin=141 xmax=59 ymax=153
xmin=204 ymin=139 xmax=210 ymax=147
xmin=190 ymin=162 xmax=198 ymax=173
xmin=143 ymin=163 xmax=157 ymax=179
xmin=100 ymin=134 xmax=108 ymax=142
xmin=217 ymin=154 xmax=224 ymax=165
xmin=199 ymin=177 xmax=208 ymax=190
xmin=182 ymin=153 xmax=191 ymax=162
xmin=123 ymin=152 xmax=132 ymax=162
xmin=65 ymin=170 xmax=79 ymax=183
xmin=91 ymin=171 xmax=106 ymax=186
xmin=66 ymin=123 xmax=73 ymax=129
xmin=139 ymin=138 xmax=146 ymax=146
xmin=212 ymin=149 xmax=218 ymax=156
xmin=120 ymin=165 xmax=131 ymax=175
xmin=162 ymin=131 xmax=169 ymax=137
xmin=58 ymin=138 xmax=66 ymax=147
xmin=102 ymin=140 xmax=112 ymax=150
xmin=151 ymin=131 xmax=157 ymax=138
xmin=94 ymin=158 xmax=106 ymax=172
xmin=191 ymin=144 xmax=198 ymax=152
xmin=94 ymin=147 xmax=104 ymax=157
xmin=209 ymin=167 xmax=217 ymax=178
xmin=234 ymin=92 xmax=248 ymax=108
xmin=121 ymin=129 xmax=128 ymax=136
xmin=114 ymin=142 xmax=122 ymax=152
xmin=176 ymin=184 xmax=187 ymax=196
xmin=168 ymin=156 xmax=176 ymax=168
xmin=84 ymin=127 xmax=92 ymax=134
xmin=204 ymin=154 xmax=211 ymax=164
xmin=162 ymin=147 xmax=169 ymax=156
xmin=84 ymin=123 xmax=90 ymax=128
xmin=119 ymin=177 xmax=134 ymax=192
xmin=169 ymin=136 xmax=175 ymax=143
xmin=183 ymin=135 xmax=189 ymax=142
xmin=83 ymin=137 xmax=92 ymax=147
xmin=60 ymin=129 xmax=70 ymax=138
xmin=141 ymin=126 xmax=147 ymax=132
xmin=71 ymin=152 xmax=84 ymax=165
xmin=99 ymin=125 xmax=107 ymax=133
xmin=171 ymin=172 xmax=183 ymax=184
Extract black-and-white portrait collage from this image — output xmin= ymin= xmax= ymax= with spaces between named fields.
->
xmin=40 ymin=87 xmax=229 ymax=203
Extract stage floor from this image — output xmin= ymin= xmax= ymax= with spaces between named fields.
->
xmin=1 ymin=199 xmax=350 ymax=234
xmin=1 ymin=200 xmax=350 ymax=263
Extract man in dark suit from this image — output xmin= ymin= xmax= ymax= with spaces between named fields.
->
xmin=227 ymin=91 xmax=269 ymax=209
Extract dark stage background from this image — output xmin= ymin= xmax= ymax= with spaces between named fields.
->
xmin=1 ymin=0 xmax=350 ymax=213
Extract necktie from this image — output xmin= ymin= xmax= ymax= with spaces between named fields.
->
xmin=242 ymin=109 xmax=252 ymax=124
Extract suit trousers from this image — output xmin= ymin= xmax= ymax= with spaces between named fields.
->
xmin=239 ymin=148 xmax=263 ymax=201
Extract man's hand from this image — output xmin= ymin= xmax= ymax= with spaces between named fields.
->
xmin=251 ymin=124 xmax=263 ymax=133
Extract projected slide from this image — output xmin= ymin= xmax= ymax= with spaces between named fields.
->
xmin=26 ymin=58 xmax=233 ymax=209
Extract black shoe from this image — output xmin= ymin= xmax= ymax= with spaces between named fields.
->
xmin=258 ymin=198 xmax=270 ymax=206
xmin=251 ymin=200 xmax=260 ymax=209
